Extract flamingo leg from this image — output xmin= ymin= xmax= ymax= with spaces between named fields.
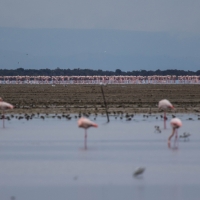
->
xmin=174 ymin=129 xmax=179 ymax=148
xmin=84 ymin=129 xmax=87 ymax=150
xmin=164 ymin=111 xmax=166 ymax=129
xmin=168 ymin=128 xmax=175 ymax=142
xmin=175 ymin=129 xmax=178 ymax=139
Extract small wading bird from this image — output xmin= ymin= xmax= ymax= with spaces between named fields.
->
xmin=133 ymin=167 xmax=145 ymax=177
xmin=154 ymin=126 xmax=161 ymax=133
xmin=0 ymin=97 xmax=14 ymax=128
xmin=78 ymin=117 xmax=98 ymax=150
xmin=168 ymin=118 xmax=182 ymax=143
xmin=179 ymin=132 xmax=191 ymax=141
xmin=158 ymin=99 xmax=174 ymax=129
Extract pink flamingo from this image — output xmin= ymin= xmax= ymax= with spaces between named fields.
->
xmin=168 ymin=118 xmax=182 ymax=144
xmin=158 ymin=99 xmax=174 ymax=129
xmin=78 ymin=117 xmax=98 ymax=150
xmin=0 ymin=98 xmax=14 ymax=128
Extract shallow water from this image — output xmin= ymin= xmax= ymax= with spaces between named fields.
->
xmin=0 ymin=114 xmax=200 ymax=200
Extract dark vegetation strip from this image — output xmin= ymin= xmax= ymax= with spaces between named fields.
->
xmin=1 ymin=68 xmax=200 ymax=76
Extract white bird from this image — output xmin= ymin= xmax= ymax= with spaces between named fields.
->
xmin=158 ymin=99 xmax=174 ymax=129
xmin=78 ymin=117 xmax=98 ymax=150
xmin=168 ymin=118 xmax=182 ymax=142
xmin=0 ymin=97 xmax=14 ymax=128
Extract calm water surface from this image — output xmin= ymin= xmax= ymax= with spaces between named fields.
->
xmin=0 ymin=114 xmax=200 ymax=200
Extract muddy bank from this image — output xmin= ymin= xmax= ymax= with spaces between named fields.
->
xmin=0 ymin=84 xmax=200 ymax=114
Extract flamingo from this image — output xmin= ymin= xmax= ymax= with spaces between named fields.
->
xmin=78 ymin=117 xmax=98 ymax=150
xmin=158 ymin=99 xmax=174 ymax=129
xmin=168 ymin=118 xmax=182 ymax=143
xmin=0 ymin=98 xmax=14 ymax=128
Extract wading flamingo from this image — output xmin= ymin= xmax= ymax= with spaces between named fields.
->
xmin=78 ymin=117 xmax=98 ymax=150
xmin=158 ymin=99 xmax=174 ymax=129
xmin=168 ymin=118 xmax=182 ymax=143
xmin=0 ymin=98 xmax=14 ymax=128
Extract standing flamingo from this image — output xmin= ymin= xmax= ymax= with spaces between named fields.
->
xmin=158 ymin=99 xmax=174 ymax=129
xmin=168 ymin=118 xmax=182 ymax=143
xmin=78 ymin=117 xmax=98 ymax=150
xmin=0 ymin=98 xmax=14 ymax=128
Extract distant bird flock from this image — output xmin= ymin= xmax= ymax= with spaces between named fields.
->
xmin=0 ymin=75 xmax=200 ymax=84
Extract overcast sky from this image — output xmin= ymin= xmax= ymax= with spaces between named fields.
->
xmin=1 ymin=0 xmax=200 ymax=34
xmin=1 ymin=0 xmax=200 ymax=70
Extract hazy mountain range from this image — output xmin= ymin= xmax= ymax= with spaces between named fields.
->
xmin=0 ymin=27 xmax=200 ymax=71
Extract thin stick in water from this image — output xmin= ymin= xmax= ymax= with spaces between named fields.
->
xmin=100 ymin=84 xmax=110 ymax=122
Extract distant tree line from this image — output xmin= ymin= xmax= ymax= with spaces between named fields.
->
xmin=0 ymin=68 xmax=200 ymax=76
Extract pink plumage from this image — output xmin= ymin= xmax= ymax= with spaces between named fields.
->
xmin=168 ymin=117 xmax=182 ymax=143
xmin=0 ymin=101 xmax=14 ymax=110
xmin=78 ymin=117 xmax=98 ymax=129
xmin=0 ymin=98 xmax=14 ymax=128
xmin=77 ymin=117 xmax=98 ymax=150
xmin=158 ymin=99 xmax=174 ymax=110
xmin=158 ymin=99 xmax=174 ymax=129
xmin=170 ymin=118 xmax=182 ymax=128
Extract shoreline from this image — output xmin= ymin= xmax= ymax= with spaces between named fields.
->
xmin=4 ymin=108 xmax=199 ymax=115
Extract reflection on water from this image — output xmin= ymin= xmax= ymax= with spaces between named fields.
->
xmin=0 ymin=114 xmax=200 ymax=200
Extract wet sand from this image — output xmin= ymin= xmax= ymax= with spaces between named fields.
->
xmin=0 ymin=114 xmax=200 ymax=200
xmin=1 ymin=84 xmax=200 ymax=114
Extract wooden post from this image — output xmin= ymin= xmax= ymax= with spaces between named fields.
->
xmin=100 ymin=84 xmax=110 ymax=123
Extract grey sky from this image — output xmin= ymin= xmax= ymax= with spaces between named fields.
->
xmin=0 ymin=0 xmax=200 ymax=33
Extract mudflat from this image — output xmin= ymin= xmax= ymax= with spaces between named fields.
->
xmin=0 ymin=84 xmax=200 ymax=114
